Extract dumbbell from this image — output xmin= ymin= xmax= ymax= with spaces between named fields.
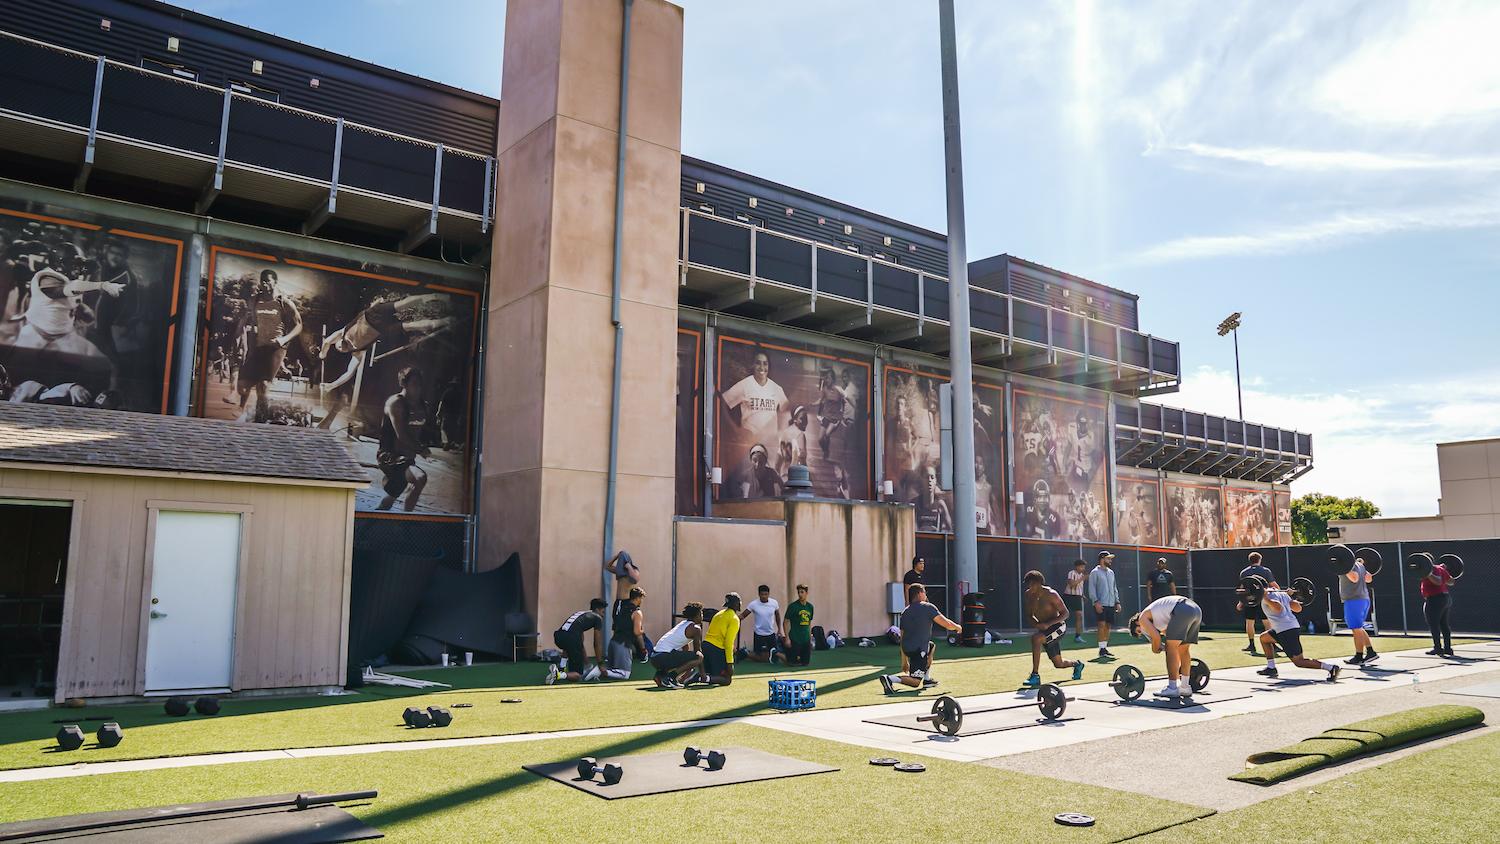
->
xmin=426 ymin=706 xmax=453 ymax=727
xmin=194 ymin=696 xmax=221 ymax=716
xmin=576 ymin=756 xmax=624 ymax=785
xmin=163 ymin=697 xmax=191 ymax=717
xmin=683 ymin=746 xmax=728 ymax=770
xmin=55 ymin=725 xmax=85 ymax=751
xmin=97 ymin=722 xmax=124 ymax=748
xmin=402 ymin=706 xmax=433 ymax=728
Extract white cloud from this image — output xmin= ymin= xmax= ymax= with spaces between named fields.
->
xmin=1162 ymin=366 xmax=1500 ymax=517
xmin=1124 ymin=195 xmax=1500 ymax=264
xmin=1312 ymin=1 xmax=1500 ymax=126
xmin=1151 ymin=142 xmax=1500 ymax=173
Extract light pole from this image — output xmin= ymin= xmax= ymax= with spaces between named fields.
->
xmin=1217 ymin=312 xmax=1243 ymax=419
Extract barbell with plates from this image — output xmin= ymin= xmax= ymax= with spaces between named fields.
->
xmin=1109 ymin=659 xmax=1211 ymax=702
xmin=1407 ymin=551 xmax=1465 ymax=580
xmin=576 ymin=757 xmax=624 ymax=785
xmin=1329 ymin=544 xmax=1384 ymax=576
xmin=683 ymin=746 xmax=727 ymax=770
xmin=917 ymin=684 xmax=1071 ymax=736
xmin=1237 ymin=575 xmax=1317 ymax=609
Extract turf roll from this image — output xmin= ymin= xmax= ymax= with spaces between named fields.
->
xmin=1231 ymin=705 xmax=1484 ymax=785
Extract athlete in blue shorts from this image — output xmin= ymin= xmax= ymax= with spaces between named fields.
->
xmin=1339 ymin=551 xmax=1378 ymax=665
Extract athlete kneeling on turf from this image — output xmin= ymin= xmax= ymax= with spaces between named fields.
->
xmin=1258 ymin=583 xmax=1340 ymax=682
xmin=692 ymin=593 xmax=742 ymax=687
xmin=1130 ymin=595 xmax=1203 ymax=698
xmin=1022 ymin=570 xmax=1086 ymax=688
xmin=880 ymin=584 xmax=960 ymax=694
xmin=546 ymin=598 xmax=606 ymax=684
xmin=650 ymin=603 xmax=706 ymax=689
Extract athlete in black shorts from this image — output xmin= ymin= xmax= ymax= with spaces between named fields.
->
xmin=547 ymin=599 xmax=606 ymax=684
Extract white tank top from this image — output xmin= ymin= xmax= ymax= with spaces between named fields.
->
xmin=655 ymin=619 xmax=694 ymax=652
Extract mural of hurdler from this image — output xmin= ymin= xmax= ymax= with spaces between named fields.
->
xmin=882 ymin=368 xmax=1004 ymax=535
xmin=0 ymin=208 xmax=180 ymax=412
xmin=1012 ymin=389 xmax=1108 ymax=542
xmin=1114 ymin=475 xmax=1162 ymax=546
xmin=1165 ymin=482 xmax=1225 ymax=549
xmin=1224 ymin=487 xmax=1276 ymax=548
xmin=201 ymin=250 xmax=476 ymax=515
xmin=715 ymin=335 xmax=869 ymax=501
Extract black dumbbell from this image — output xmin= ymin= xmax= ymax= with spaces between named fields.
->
xmin=55 ymin=725 xmax=85 ymax=751
xmin=194 ymin=697 xmax=221 ymax=716
xmin=163 ymin=697 xmax=190 ymax=717
xmin=683 ymin=746 xmax=727 ymax=770
xmin=576 ymin=756 xmax=624 ymax=785
xmin=96 ymin=722 xmax=124 ymax=748
xmin=426 ymin=706 xmax=452 ymax=727
xmin=402 ymin=707 xmax=433 ymax=728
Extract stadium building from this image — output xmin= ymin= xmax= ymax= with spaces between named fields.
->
xmin=0 ymin=0 xmax=1313 ymax=702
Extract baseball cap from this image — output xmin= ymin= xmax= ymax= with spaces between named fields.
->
xmin=1097 ymin=550 xmax=1115 ymax=561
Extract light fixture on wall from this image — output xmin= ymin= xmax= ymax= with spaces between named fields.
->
xmin=251 ymin=59 xmax=264 ymax=75
xmin=100 ymin=19 xmax=111 ymax=31
xmin=710 ymin=467 xmax=723 ymax=486
xmin=747 ymin=197 xmax=758 ymax=208
xmin=882 ymin=479 xmax=894 ymax=498
xmin=167 ymin=36 xmax=180 ymax=52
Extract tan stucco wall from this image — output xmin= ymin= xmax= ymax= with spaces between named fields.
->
xmin=674 ymin=499 xmax=914 ymax=638
xmin=479 ymin=0 xmax=684 ymax=635
xmin=1334 ymin=438 xmax=1500 ymax=542
xmin=0 ymin=467 xmax=355 ymax=701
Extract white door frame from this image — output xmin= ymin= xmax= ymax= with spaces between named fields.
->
xmin=0 ymin=487 xmax=85 ymax=704
xmin=136 ymin=500 xmax=254 ymax=695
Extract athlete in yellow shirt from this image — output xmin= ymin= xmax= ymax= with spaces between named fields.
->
xmin=694 ymin=592 xmax=742 ymax=686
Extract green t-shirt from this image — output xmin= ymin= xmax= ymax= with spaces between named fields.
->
xmin=787 ymin=600 xmax=814 ymax=643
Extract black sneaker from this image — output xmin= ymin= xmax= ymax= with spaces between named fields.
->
xmin=879 ymin=675 xmax=894 ymax=695
xmin=1441 ymin=648 xmax=1456 ymax=657
xmin=1362 ymin=651 xmax=1379 ymax=665
xmin=1100 ymin=648 xmax=1115 ymax=659
xmin=1326 ymin=664 xmax=1341 ymax=682
xmin=922 ymin=677 xmax=939 ymax=689
xmin=1242 ymin=644 xmax=1259 ymax=654
xmin=1344 ymin=654 xmax=1364 ymax=666
xmin=1426 ymin=648 xmax=1443 ymax=655
xmin=1256 ymin=666 xmax=1278 ymax=677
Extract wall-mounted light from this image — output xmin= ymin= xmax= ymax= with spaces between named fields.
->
xmin=909 ymin=244 xmax=917 ymax=252
xmin=883 ymin=236 xmax=892 ymax=246
xmin=710 ymin=467 xmax=723 ymax=485
xmin=695 ymin=182 xmax=705 ymax=194
xmin=100 ymin=19 xmax=111 ymax=31
xmin=309 ymin=78 xmax=320 ymax=89
xmin=747 ymin=197 xmax=758 ymax=208
xmin=817 ymin=216 xmax=826 ymax=225
xmin=251 ymin=59 xmax=264 ymax=75
xmin=843 ymin=224 xmax=853 ymax=235
xmin=167 ymin=36 xmax=180 ymax=52
xmin=882 ymin=479 xmax=895 ymax=498
xmin=784 ymin=207 xmax=794 ymax=216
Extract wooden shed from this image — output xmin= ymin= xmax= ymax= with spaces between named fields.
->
xmin=0 ymin=402 xmax=367 ymax=704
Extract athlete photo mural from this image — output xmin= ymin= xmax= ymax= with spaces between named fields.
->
xmin=0 ymin=206 xmax=182 ymax=412
xmin=1114 ymin=473 xmax=1162 ymax=546
xmin=715 ymin=334 xmax=869 ymax=501
xmin=199 ymin=247 xmax=477 ymax=515
xmin=882 ymin=366 xmax=1005 ymax=535
xmin=1275 ymin=490 xmax=1294 ymax=545
xmin=1224 ymin=486 xmax=1276 ymax=548
xmin=1165 ymin=481 xmax=1225 ymax=549
xmin=1012 ymin=388 xmax=1108 ymax=541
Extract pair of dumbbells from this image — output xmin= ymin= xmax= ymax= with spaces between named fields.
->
xmin=683 ymin=746 xmax=727 ymax=771
xmin=577 ymin=756 xmax=624 ymax=785
xmin=401 ymin=706 xmax=453 ymax=728
xmin=55 ymin=723 xmax=123 ymax=750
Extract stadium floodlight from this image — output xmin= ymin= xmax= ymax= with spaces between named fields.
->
xmin=1217 ymin=312 xmax=1244 ymax=419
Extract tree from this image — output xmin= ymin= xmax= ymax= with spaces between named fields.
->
xmin=1291 ymin=493 xmax=1380 ymax=545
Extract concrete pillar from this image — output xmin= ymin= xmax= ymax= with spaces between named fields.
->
xmin=480 ymin=0 xmax=684 ymax=636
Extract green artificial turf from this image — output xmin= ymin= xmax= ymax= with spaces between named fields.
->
xmin=0 ymin=722 xmax=1213 ymax=843
xmin=0 ymin=636 xmax=1460 ymax=772
xmin=1230 ymin=704 xmax=1486 ymax=784
xmin=1142 ymin=729 xmax=1500 ymax=843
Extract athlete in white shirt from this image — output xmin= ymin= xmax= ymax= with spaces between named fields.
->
xmin=721 ymin=350 xmax=788 ymax=448
xmin=740 ymin=584 xmax=784 ymax=663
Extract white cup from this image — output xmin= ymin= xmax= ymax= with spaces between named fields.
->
xmin=464 ymin=652 xmax=473 ymax=667
xmin=441 ymin=653 xmax=450 ymax=667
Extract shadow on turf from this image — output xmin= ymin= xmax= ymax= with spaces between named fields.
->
xmin=354 ymin=668 xmax=887 ymax=830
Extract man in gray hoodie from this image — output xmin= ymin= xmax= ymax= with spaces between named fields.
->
xmin=1088 ymin=550 xmax=1121 ymax=659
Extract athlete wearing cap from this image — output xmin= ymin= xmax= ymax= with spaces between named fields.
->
xmin=1088 ymin=550 xmax=1120 ymax=659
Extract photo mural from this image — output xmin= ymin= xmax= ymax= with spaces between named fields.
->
xmin=1011 ymin=387 xmax=1109 ymax=541
xmin=1114 ymin=472 xmax=1162 ymax=547
xmin=1165 ymin=480 xmax=1224 ymax=549
xmin=882 ymin=366 xmax=1005 ymax=534
xmin=1224 ymin=486 xmax=1276 ymax=548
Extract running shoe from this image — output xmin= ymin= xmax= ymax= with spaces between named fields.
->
xmin=1326 ymin=664 xmax=1341 ymax=682
xmin=1440 ymin=648 xmax=1456 ymax=657
xmin=1099 ymin=648 xmax=1115 ymax=659
xmin=1343 ymin=654 xmax=1364 ymax=666
xmin=1022 ymin=672 xmax=1041 ymax=688
xmin=1073 ymin=635 xmax=1084 ymax=644
xmin=582 ymin=664 xmax=602 ymax=682
xmin=1426 ymin=648 xmax=1443 ymax=655
xmin=545 ymin=664 xmax=559 ymax=685
xmin=1072 ymin=660 xmax=1086 ymax=681
xmin=1153 ymin=685 xmax=1181 ymax=698
xmin=879 ymin=674 xmax=894 ymax=695
xmin=1242 ymin=644 xmax=1259 ymax=654
xmin=1362 ymin=651 xmax=1379 ymax=665
xmin=922 ymin=677 xmax=939 ymax=689
xmin=1256 ymin=666 xmax=1279 ymax=678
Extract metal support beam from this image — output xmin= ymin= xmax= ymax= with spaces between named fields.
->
xmin=1136 ymin=439 xmax=1172 ymax=467
xmin=819 ymin=308 xmax=872 ymax=335
xmin=304 ymin=117 xmax=343 ymax=235
xmin=74 ymin=57 xmax=106 ymax=192
xmin=1155 ymin=441 xmax=1194 ymax=470
xmin=196 ymin=88 xmax=232 ymax=214
xmin=1198 ymin=450 xmax=1238 ymax=476
xmin=972 ymin=339 xmax=1008 ymax=361
xmin=1008 ymin=350 xmax=1054 ymax=372
xmin=873 ymin=321 xmax=924 ymax=345
xmin=767 ymin=296 xmax=816 ymax=324
xmin=705 ymin=284 xmax=754 ymax=311
xmin=400 ymin=143 xmax=443 ymax=254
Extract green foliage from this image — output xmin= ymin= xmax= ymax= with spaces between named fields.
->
xmin=1291 ymin=492 xmax=1380 ymax=544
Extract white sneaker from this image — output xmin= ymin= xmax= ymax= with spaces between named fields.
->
xmin=582 ymin=664 xmax=601 ymax=682
xmin=559 ymin=657 xmax=568 ymax=672
xmin=1153 ymin=685 xmax=1181 ymax=698
xmin=545 ymin=664 xmax=559 ymax=685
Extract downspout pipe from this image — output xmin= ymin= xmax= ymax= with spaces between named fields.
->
xmin=601 ymin=0 xmax=635 ymax=641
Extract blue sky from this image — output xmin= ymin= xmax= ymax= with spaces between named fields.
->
xmin=177 ymin=0 xmax=1500 ymax=516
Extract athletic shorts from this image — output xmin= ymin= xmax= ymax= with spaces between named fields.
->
xmin=378 ymin=457 xmax=414 ymax=495
xmin=784 ymin=640 xmax=812 ymax=666
xmin=607 ymin=639 xmax=634 ymax=674
xmin=753 ymin=633 xmax=778 ymax=654
xmin=703 ymin=642 xmax=729 ymax=678
xmin=238 ymin=344 xmax=285 ymax=386
xmin=1039 ymin=623 xmax=1065 ymax=660
xmin=650 ymin=650 xmax=697 ymax=674
xmin=1096 ymin=605 xmax=1117 ymax=625
xmin=1343 ymin=598 xmax=1371 ymax=630
xmin=1242 ymin=601 xmax=1266 ymax=622
xmin=1062 ymin=594 xmax=1083 ymax=612
xmin=903 ymin=646 xmax=931 ymax=677
xmin=553 ymin=630 xmax=585 ymax=670
xmin=1269 ymin=627 xmax=1304 ymax=659
xmin=1163 ymin=601 xmax=1202 ymax=644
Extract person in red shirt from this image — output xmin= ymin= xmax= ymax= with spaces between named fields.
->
xmin=1420 ymin=561 xmax=1456 ymax=656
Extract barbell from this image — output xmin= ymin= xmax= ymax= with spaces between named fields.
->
xmin=1108 ymin=659 xmax=1210 ymax=702
xmin=1329 ymin=544 xmax=1383 ymax=576
xmin=1407 ymin=552 xmax=1465 ymax=580
xmin=1237 ymin=576 xmax=1318 ymax=609
xmin=916 ymin=684 xmax=1071 ymax=736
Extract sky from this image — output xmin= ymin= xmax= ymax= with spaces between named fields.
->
xmin=175 ymin=0 xmax=1500 ymax=517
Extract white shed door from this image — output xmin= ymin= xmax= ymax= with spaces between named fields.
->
xmin=144 ymin=511 xmax=241 ymax=692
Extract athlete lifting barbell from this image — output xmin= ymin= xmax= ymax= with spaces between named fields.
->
xmin=1408 ymin=552 xmax=1464 ymax=656
xmin=1239 ymin=574 xmax=1341 ymax=682
xmin=1327 ymin=545 xmax=1382 ymax=666
xmin=1127 ymin=594 xmax=1206 ymax=699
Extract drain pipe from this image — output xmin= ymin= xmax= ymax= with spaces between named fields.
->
xmin=601 ymin=0 xmax=635 ymax=641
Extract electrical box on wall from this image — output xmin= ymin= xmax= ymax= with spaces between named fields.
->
xmin=887 ymin=582 xmax=905 ymax=614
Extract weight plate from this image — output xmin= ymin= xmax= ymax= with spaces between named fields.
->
xmin=929 ymin=695 xmax=962 ymax=736
xmin=500 ymin=699 xmax=523 ymax=704
xmin=1328 ymin=544 xmax=1355 ymax=574
xmin=1355 ymin=547 xmax=1383 ymax=576
xmin=1111 ymin=664 xmax=1145 ymax=702
xmin=1189 ymin=658 xmax=1210 ymax=692
xmin=1291 ymin=577 xmax=1317 ymax=607
xmin=1054 ymin=813 xmax=1096 ymax=827
xmin=1037 ymin=683 xmax=1068 ymax=720
xmin=894 ymin=762 xmax=926 ymax=773
xmin=869 ymin=757 xmax=900 ymax=766
xmin=1439 ymin=554 xmax=1465 ymax=580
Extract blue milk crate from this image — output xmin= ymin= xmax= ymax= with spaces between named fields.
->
xmin=768 ymin=678 xmax=817 ymax=711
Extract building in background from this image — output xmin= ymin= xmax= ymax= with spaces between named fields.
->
xmin=0 ymin=0 xmax=1314 ymax=701
xmin=1332 ymin=438 xmax=1500 ymax=542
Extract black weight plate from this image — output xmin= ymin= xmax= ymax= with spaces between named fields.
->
xmin=869 ymin=757 xmax=900 ymax=766
xmin=1037 ymin=683 xmax=1068 ymax=720
xmin=894 ymin=762 xmax=926 ymax=773
xmin=1355 ymin=547 xmax=1383 ymax=576
xmin=1328 ymin=544 xmax=1355 ymax=574
xmin=1439 ymin=554 xmax=1465 ymax=580
xmin=1189 ymin=659 xmax=1210 ymax=692
xmin=1055 ymin=813 xmax=1096 ymax=827
xmin=929 ymin=695 xmax=962 ymax=736
xmin=1112 ymin=664 xmax=1144 ymax=702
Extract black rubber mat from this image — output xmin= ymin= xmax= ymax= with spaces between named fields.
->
xmin=524 ymin=746 xmax=836 ymax=800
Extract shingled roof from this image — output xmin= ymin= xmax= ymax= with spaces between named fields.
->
xmin=0 ymin=402 xmax=369 ymax=485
